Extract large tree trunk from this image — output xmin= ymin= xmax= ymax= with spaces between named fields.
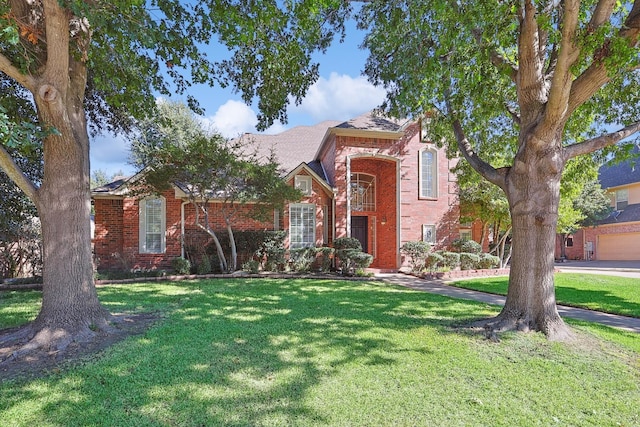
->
xmin=480 ymin=142 xmax=572 ymax=341
xmin=29 ymin=118 xmax=111 ymax=351
xmin=6 ymin=0 xmax=111 ymax=354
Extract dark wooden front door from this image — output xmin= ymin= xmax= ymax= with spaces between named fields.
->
xmin=351 ymin=216 xmax=368 ymax=253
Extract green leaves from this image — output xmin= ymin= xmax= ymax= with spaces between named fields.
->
xmin=1 ymin=26 xmax=19 ymax=45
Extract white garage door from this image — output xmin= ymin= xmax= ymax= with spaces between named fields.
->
xmin=597 ymin=233 xmax=640 ymax=261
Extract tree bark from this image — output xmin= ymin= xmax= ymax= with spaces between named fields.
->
xmin=1 ymin=1 xmax=111 ymax=354
xmin=480 ymin=140 xmax=572 ymax=341
xmin=226 ymin=221 xmax=237 ymax=272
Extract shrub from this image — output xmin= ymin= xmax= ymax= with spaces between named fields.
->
xmin=316 ymin=247 xmax=334 ymax=272
xmin=350 ymin=251 xmax=373 ymax=269
xmin=439 ymin=251 xmax=460 ymax=269
xmin=334 ymin=238 xmax=372 ymax=275
xmin=461 ymin=240 xmax=482 ymax=254
xmin=334 ymin=237 xmax=362 ymax=251
xmin=426 ymin=252 xmax=444 ymax=271
xmin=197 ymin=254 xmax=212 ymax=275
xmin=289 ymin=247 xmax=316 ymax=272
xmin=242 ymin=259 xmax=260 ymax=274
xmin=451 ymin=238 xmax=482 ymax=254
xmin=460 ymin=253 xmax=480 ymax=270
xmin=477 ymin=253 xmax=500 ymax=269
xmin=256 ymin=231 xmax=287 ymax=272
xmin=171 ymin=257 xmax=191 ymax=275
xmin=400 ymin=241 xmax=431 ymax=272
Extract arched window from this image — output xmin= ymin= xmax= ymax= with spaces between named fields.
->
xmin=350 ymin=173 xmax=376 ymax=211
xmin=139 ymin=196 xmax=166 ymax=254
xmin=419 ymin=148 xmax=437 ymax=198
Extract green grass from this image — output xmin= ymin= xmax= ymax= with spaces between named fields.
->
xmin=452 ymin=273 xmax=640 ymax=318
xmin=1 ymin=278 xmax=639 ymax=426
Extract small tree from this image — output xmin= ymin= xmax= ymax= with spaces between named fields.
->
xmin=133 ymin=101 xmax=301 ymax=272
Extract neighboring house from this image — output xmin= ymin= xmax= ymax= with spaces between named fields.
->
xmin=92 ymin=111 xmax=461 ymax=271
xmin=557 ymin=145 xmax=640 ymax=261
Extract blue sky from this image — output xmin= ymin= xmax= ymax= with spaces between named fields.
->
xmin=90 ymin=17 xmax=386 ymax=177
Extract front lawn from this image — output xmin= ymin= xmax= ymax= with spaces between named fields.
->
xmin=452 ymin=273 xmax=640 ymax=318
xmin=1 ymin=278 xmax=639 ymax=426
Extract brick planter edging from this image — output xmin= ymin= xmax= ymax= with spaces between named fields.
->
xmin=422 ymin=268 xmax=510 ymax=280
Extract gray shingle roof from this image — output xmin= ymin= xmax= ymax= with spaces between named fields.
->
xmin=598 ymin=203 xmax=640 ymax=224
xmin=335 ymin=111 xmax=408 ymax=132
xmin=598 ymin=144 xmax=640 ymax=189
xmin=237 ymin=120 xmax=341 ymax=174
xmin=91 ymin=176 xmax=129 ymax=193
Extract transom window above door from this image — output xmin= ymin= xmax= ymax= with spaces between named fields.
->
xmin=350 ymin=173 xmax=376 ymax=212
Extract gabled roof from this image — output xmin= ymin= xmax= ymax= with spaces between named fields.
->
xmin=284 ymin=162 xmax=334 ymax=196
xmin=598 ymin=144 xmax=640 ymax=189
xmin=334 ymin=111 xmax=410 ymax=133
xmin=314 ymin=111 xmax=412 ymax=160
xmin=237 ymin=120 xmax=341 ymax=175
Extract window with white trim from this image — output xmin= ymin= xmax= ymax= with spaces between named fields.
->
xmin=294 ymin=175 xmax=312 ymax=196
xmin=422 ymin=224 xmax=436 ymax=244
xmin=139 ymin=197 xmax=166 ymax=254
xmin=419 ymin=148 xmax=438 ymax=198
xmin=616 ymin=189 xmax=628 ymax=210
xmin=289 ymin=203 xmax=316 ymax=249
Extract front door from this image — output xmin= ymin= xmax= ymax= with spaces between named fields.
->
xmin=351 ymin=216 xmax=368 ymax=253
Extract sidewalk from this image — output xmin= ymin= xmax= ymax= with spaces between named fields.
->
xmin=378 ymin=273 xmax=640 ymax=334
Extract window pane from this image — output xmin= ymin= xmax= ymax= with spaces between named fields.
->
xmin=143 ymin=198 xmax=164 ymax=253
xmin=350 ymin=173 xmax=375 ymax=211
xmin=290 ymin=204 xmax=315 ymax=249
xmin=421 ymin=150 xmax=436 ymax=198
xmin=146 ymin=234 xmax=162 ymax=252
xmin=616 ymin=189 xmax=628 ymax=210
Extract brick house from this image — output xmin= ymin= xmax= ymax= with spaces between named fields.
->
xmin=92 ymin=111 xmax=461 ymax=271
xmin=556 ymin=145 xmax=640 ymax=261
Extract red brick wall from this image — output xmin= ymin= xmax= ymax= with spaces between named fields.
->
xmin=94 ymin=189 xmax=277 ymax=272
xmin=93 ymin=198 xmax=124 ymax=270
xmin=555 ymin=230 xmax=586 ymax=260
xmin=329 ymin=123 xmax=459 ymax=269
xmin=349 ymin=157 xmax=397 ymax=268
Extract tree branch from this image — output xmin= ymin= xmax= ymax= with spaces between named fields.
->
xmin=0 ymin=144 xmax=39 ymax=205
xmin=567 ymin=2 xmax=640 ymax=114
xmin=0 ymin=53 xmax=37 ymax=92
xmin=517 ymin=0 xmax=545 ymax=115
xmin=452 ymin=118 xmax=507 ymax=189
xmin=41 ymin=0 xmax=70 ymax=86
xmin=563 ymin=121 xmax=640 ymax=161
xmin=472 ymin=28 xmax=518 ymax=83
xmin=589 ymin=0 xmax=616 ymax=30
xmin=544 ymin=0 xmax=581 ymax=126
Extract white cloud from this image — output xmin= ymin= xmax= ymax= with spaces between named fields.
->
xmin=202 ymin=100 xmax=288 ymax=138
xmin=202 ymin=100 xmax=257 ymax=138
xmin=293 ymin=72 xmax=387 ymax=121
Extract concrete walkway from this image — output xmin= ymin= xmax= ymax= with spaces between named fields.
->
xmin=378 ymin=273 xmax=640 ymax=334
